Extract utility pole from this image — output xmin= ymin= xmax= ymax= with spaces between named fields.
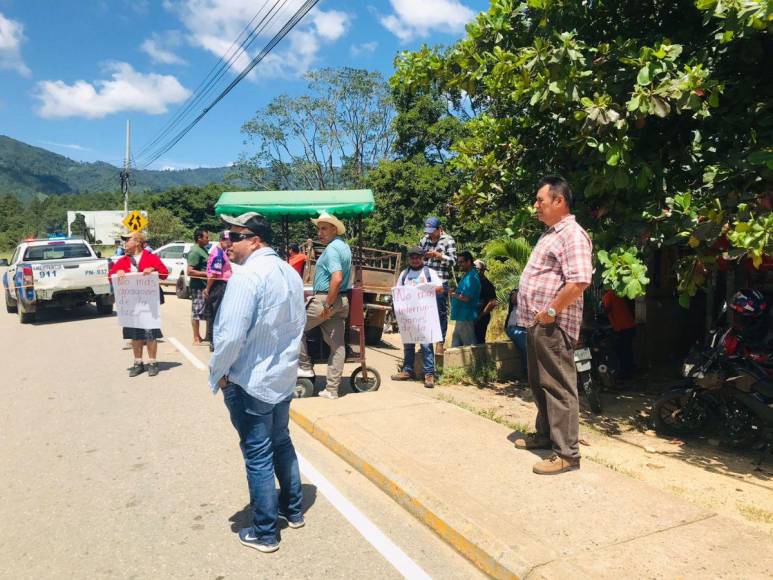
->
xmin=121 ymin=120 xmax=131 ymax=215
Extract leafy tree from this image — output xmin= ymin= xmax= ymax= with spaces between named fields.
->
xmin=237 ymin=68 xmax=395 ymax=190
xmin=363 ymin=65 xmax=467 ymax=251
xmin=391 ymin=0 xmax=772 ymax=303
xmin=69 ymin=212 xmax=94 ymax=243
xmin=146 ymin=207 xmax=190 ymax=247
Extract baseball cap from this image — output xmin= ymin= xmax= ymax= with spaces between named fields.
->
xmin=219 ymin=230 xmax=230 ymax=240
xmin=407 ymin=245 xmax=425 ymax=256
xmin=221 ymin=212 xmax=273 ymax=243
xmin=424 ymin=216 xmax=441 ymax=234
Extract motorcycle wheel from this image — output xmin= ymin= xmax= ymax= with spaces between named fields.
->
xmin=597 ymin=364 xmax=616 ymax=390
xmin=652 ymin=389 xmax=711 ymax=437
xmin=579 ymin=371 xmax=602 ymax=414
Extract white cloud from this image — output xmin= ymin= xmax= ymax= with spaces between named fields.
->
xmin=350 ymin=41 xmax=378 ymax=57
xmin=165 ymin=1 xmax=351 ymax=79
xmin=311 ymin=9 xmax=349 ymax=41
xmin=141 ymin=31 xmax=187 ymax=65
xmin=40 ymin=140 xmax=93 ymax=152
xmin=35 ymin=62 xmax=191 ymax=119
xmin=380 ymin=0 xmax=475 ymax=42
xmin=0 ymin=12 xmax=30 ymax=76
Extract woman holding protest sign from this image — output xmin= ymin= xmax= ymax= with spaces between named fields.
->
xmin=109 ymin=231 xmax=169 ymax=377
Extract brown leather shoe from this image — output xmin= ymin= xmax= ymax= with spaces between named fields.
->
xmin=533 ymin=454 xmax=580 ymax=475
xmin=513 ymin=434 xmax=551 ymax=450
xmin=424 ymin=374 xmax=435 ymax=388
xmin=391 ymin=371 xmax=412 ymax=381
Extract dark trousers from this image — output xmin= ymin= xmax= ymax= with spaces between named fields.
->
xmin=526 ymin=324 xmax=580 ymax=461
xmin=436 ymin=283 xmax=449 ymax=341
xmin=474 ymin=313 xmax=491 ymax=344
xmin=615 ymin=327 xmax=636 ymax=379
xmin=205 ymin=281 xmax=227 ymax=347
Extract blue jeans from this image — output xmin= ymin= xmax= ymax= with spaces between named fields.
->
xmin=506 ymin=325 xmax=528 ymax=375
xmin=222 ymin=385 xmax=303 ymax=545
xmin=451 ymin=320 xmax=477 ymax=347
xmin=436 ymin=283 xmax=449 ymax=341
xmin=403 ymin=343 xmax=435 ymax=376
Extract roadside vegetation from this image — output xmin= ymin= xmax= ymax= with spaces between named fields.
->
xmin=2 ymin=1 xmax=770 ymax=309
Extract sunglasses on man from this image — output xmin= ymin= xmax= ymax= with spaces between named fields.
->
xmin=226 ymin=231 xmax=256 ymax=242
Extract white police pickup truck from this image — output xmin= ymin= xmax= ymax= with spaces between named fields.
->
xmin=2 ymin=237 xmax=114 ymax=323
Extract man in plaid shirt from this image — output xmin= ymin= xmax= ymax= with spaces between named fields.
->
xmin=419 ymin=216 xmax=456 ymax=351
xmin=514 ymin=176 xmax=592 ymax=475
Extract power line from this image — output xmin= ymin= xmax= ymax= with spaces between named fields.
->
xmin=137 ymin=0 xmax=297 ymax=167
xmin=138 ymin=0 xmax=317 ymax=169
xmin=135 ymin=0 xmax=278 ymax=161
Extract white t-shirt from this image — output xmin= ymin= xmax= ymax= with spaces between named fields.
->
xmin=397 ymin=266 xmax=443 ymax=288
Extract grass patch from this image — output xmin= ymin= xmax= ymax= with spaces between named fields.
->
xmin=438 ymin=361 xmax=498 ymax=387
xmin=583 ymin=452 xmax=642 ymax=479
xmin=737 ymin=502 xmax=773 ymax=525
xmin=436 ymin=393 xmax=531 ymax=433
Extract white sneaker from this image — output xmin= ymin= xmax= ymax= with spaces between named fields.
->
xmin=317 ymin=390 xmax=338 ymax=400
xmin=297 ymin=367 xmax=315 ymax=379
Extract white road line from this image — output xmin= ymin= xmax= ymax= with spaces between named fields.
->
xmin=167 ymin=336 xmax=208 ymax=371
xmin=168 ymin=334 xmax=427 ymax=577
xmin=297 ymin=452 xmax=431 ymax=580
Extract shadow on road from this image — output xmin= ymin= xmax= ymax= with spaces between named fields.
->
xmin=229 ymin=483 xmax=318 ymax=532
xmin=28 ymin=304 xmax=115 ymax=326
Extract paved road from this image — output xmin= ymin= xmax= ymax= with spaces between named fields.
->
xmin=0 ymin=293 xmax=481 ymax=579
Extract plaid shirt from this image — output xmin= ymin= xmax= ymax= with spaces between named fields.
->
xmin=517 ymin=215 xmax=592 ymax=342
xmin=419 ymin=232 xmax=456 ymax=283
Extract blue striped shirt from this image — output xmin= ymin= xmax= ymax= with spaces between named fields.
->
xmin=208 ymin=247 xmax=306 ymax=404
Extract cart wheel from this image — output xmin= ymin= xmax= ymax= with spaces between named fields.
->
xmin=350 ymin=366 xmax=381 ymax=393
xmin=294 ymin=378 xmax=315 ymax=398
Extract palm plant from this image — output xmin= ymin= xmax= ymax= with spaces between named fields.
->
xmin=483 ymin=236 xmax=533 ymax=305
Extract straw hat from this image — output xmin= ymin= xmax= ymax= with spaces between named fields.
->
xmin=311 ymin=211 xmax=346 ymax=236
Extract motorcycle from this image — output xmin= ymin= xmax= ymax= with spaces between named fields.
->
xmin=575 ymin=345 xmax=603 ymax=414
xmin=652 ymin=325 xmax=773 ymax=446
xmin=585 ymin=320 xmax=618 ymax=390
xmin=574 ymin=316 xmax=619 ymax=414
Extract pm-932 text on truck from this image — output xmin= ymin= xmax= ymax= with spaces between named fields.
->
xmin=2 ymin=237 xmax=114 ymax=323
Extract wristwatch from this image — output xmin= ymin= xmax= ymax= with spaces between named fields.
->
xmin=547 ymin=307 xmax=557 ymax=318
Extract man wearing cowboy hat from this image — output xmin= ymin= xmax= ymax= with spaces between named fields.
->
xmin=298 ymin=211 xmax=351 ymax=400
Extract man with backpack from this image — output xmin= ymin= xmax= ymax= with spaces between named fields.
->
xmin=390 ymin=246 xmax=444 ymax=388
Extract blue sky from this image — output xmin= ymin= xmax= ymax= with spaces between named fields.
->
xmin=0 ymin=0 xmax=488 ymax=170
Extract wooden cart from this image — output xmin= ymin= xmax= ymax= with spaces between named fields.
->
xmin=214 ymin=189 xmax=393 ymax=396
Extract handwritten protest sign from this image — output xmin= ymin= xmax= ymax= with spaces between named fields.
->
xmin=391 ymin=284 xmax=442 ymax=344
xmin=114 ymin=272 xmax=161 ymax=329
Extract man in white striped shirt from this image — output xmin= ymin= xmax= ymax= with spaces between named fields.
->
xmin=208 ymin=212 xmax=306 ymax=553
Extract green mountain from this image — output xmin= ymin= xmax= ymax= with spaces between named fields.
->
xmin=0 ymin=135 xmax=236 ymax=200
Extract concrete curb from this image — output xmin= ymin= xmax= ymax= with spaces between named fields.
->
xmin=290 ymin=407 xmax=522 ymax=579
